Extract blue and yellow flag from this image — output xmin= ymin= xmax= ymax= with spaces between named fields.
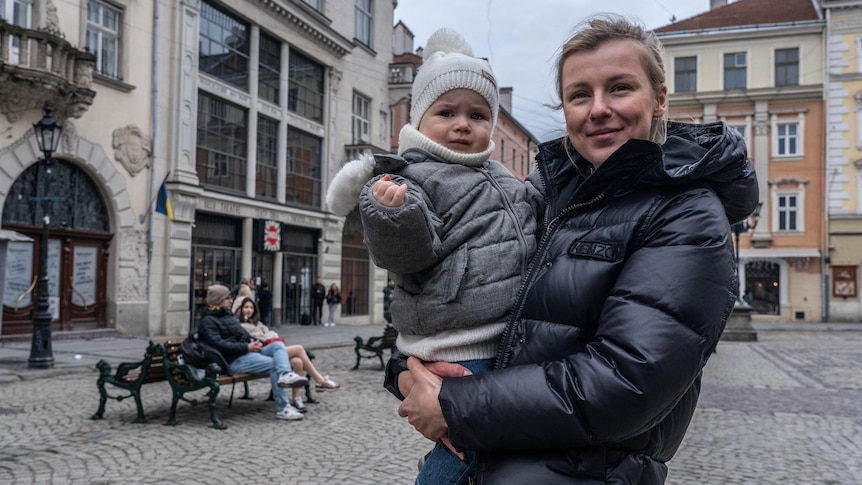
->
xmin=154 ymin=172 xmax=173 ymax=220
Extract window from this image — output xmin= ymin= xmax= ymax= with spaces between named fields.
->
xmin=288 ymin=50 xmax=324 ymax=122
xmin=286 ymin=129 xmax=322 ymax=207
xmin=775 ymin=122 xmax=799 ymax=156
xmin=776 ymin=193 xmax=800 ymax=232
xmin=352 ymin=93 xmax=370 ymax=144
xmin=86 ymin=0 xmax=121 ymax=79
xmin=196 ymin=92 xmax=247 ymax=192
xmin=302 ymin=0 xmax=322 ymax=11
xmin=775 ymin=48 xmax=799 ymax=86
xmin=674 ymin=56 xmax=696 ymax=92
xmin=258 ymin=32 xmax=281 ymax=105
xmin=199 ymin=1 xmax=249 ymax=91
xmin=355 ymin=0 xmax=373 ymax=47
xmin=2 ymin=0 xmax=32 ymax=65
xmin=256 ymin=115 xmax=278 ymax=200
xmin=724 ymin=52 xmax=746 ymax=90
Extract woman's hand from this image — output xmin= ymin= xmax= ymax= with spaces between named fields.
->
xmin=372 ymin=175 xmax=408 ymax=207
xmin=398 ymin=358 xmax=473 ymax=446
xmin=398 ymin=357 xmax=446 ymax=442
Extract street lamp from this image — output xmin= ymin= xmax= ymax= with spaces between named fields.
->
xmin=29 ymin=105 xmax=62 ymax=368
xmin=731 ymin=201 xmax=763 ymax=305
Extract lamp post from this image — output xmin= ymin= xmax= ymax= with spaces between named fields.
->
xmin=731 ymin=201 xmax=763 ymax=305
xmin=722 ymin=202 xmax=762 ymax=342
xmin=29 ymin=105 xmax=62 ymax=368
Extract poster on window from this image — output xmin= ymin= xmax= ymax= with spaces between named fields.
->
xmin=832 ymin=266 xmax=857 ymax=298
xmin=72 ymin=246 xmax=98 ymax=306
xmin=3 ymin=241 xmax=34 ymax=308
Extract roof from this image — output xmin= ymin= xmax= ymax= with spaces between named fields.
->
xmin=655 ymin=0 xmax=822 ymax=33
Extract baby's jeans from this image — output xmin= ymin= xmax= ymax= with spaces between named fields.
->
xmin=415 ymin=358 xmax=494 ymax=485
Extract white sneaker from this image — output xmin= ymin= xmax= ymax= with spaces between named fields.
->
xmin=277 ymin=371 xmax=309 ymax=389
xmin=276 ymin=404 xmax=304 ymax=421
xmin=315 ymin=375 xmax=341 ymax=392
xmin=292 ymin=396 xmax=307 ymax=413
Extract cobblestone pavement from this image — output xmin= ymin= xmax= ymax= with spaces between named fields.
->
xmin=668 ymin=330 xmax=862 ymax=485
xmin=0 ymin=330 xmax=860 ymax=484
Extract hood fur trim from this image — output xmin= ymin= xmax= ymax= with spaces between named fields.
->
xmin=325 ymin=153 xmax=376 ymax=216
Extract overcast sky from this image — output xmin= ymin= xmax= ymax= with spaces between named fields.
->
xmin=394 ymin=0 xmax=715 ymax=142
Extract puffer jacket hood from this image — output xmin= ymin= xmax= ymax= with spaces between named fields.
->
xmin=540 ymin=121 xmax=758 ymax=224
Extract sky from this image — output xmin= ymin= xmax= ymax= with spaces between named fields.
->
xmin=394 ymin=0 xmax=714 ymax=142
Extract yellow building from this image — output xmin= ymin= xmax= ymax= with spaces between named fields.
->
xmin=823 ymin=0 xmax=862 ymax=322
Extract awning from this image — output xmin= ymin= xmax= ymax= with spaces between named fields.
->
xmin=739 ymin=247 xmax=821 ymax=259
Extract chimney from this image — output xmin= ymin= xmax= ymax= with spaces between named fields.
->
xmin=499 ymin=87 xmax=513 ymax=114
xmin=711 ymin=0 xmax=728 ymax=9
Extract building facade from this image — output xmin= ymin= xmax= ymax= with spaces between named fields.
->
xmin=657 ymin=0 xmax=829 ymax=322
xmin=823 ymin=0 xmax=862 ymax=322
xmin=0 ymin=0 xmax=397 ymax=338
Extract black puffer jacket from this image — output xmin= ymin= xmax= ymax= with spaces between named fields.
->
xmin=197 ymin=307 xmax=253 ymax=364
xmin=386 ymin=122 xmax=759 ymax=483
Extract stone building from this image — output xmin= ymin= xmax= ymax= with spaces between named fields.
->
xmin=0 ymin=0 xmax=397 ymax=338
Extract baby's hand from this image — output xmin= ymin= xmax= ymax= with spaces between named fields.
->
xmin=372 ymin=174 xmax=408 ymax=207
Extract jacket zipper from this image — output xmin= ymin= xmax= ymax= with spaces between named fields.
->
xmin=494 ymin=190 xmax=608 ymax=370
xmin=482 ymin=167 xmax=530 ymax=270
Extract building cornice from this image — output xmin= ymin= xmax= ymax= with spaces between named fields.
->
xmin=254 ymin=0 xmax=354 ymax=57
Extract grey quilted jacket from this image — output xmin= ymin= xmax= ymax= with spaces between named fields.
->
xmin=358 ymin=149 xmax=539 ymax=340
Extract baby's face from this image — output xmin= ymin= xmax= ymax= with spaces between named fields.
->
xmin=418 ymin=89 xmax=492 ymax=154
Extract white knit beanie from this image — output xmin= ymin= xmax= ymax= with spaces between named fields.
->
xmin=410 ymin=28 xmax=499 ymax=132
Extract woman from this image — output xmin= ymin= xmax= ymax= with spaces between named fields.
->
xmin=234 ymin=296 xmax=340 ymax=412
xmin=324 ymin=283 xmax=341 ymax=327
xmin=388 ymin=15 xmax=759 ymax=483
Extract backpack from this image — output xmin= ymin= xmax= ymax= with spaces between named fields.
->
xmin=179 ymin=332 xmax=232 ymax=375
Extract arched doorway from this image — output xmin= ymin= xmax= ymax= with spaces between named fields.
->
xmin=2 ymin=160 xmax=112 ymax=335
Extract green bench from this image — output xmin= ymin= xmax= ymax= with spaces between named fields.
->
xmin=92 ymin=337 xmax=315 ymax=429
xmin=352 ymin=323 xmax=398 ymax=369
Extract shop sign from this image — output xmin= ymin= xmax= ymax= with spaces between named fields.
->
xmin=263 ymin=220 xmax=281 ymax=251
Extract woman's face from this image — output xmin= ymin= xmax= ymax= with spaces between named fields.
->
xmin=241 ymin=300 xmax=255 ymax=318
xmin=560 ymin=39 xmax=666 ymax=168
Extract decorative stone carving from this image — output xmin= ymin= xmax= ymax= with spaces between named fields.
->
xmin=46 ymin=0 xmax=60 ymax=31
xmin=112 ymin=125 xmax=152 ymax=177
xmin=117 ymin=228 xmax=148 ymax=300
xmin=60 ymin=120 xmax=78 ymax=156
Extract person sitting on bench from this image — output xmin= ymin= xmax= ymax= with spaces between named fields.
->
xmin=198 ymin=285 xmax=307 ymax=421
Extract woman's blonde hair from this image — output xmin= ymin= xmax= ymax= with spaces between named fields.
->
xmin=554 ymin=14 xmax=668 ymax=144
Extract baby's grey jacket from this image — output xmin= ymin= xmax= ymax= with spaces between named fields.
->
xmin=359 ymin=149 xmax=539 ymax=339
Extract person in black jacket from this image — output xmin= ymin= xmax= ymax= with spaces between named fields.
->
xmin=197 ymin=284 xmax=308 ymax=421
xmin=310 ymin=277 xmax=326 ymax=326
xmin=387 ymin=14 xmax=760 ymax=484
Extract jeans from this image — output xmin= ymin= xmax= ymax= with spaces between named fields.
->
xmin=312 ymin=302 xmax=323 ymax=325
xmin=415 ymin=358 xmax=494 ymax=485
xmin=327 ymin=303 xmax=339 ymax=324
xmin=228 ymin=341 xmax=292 ymax=411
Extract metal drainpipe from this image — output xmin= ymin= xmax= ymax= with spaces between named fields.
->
xmin=145 ymin=0 xmax=161 ymax=337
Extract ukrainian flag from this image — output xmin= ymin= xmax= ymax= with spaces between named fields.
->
xmin=154 ymin=174 xmax=173 ymax=220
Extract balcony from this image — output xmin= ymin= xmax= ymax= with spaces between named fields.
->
xmin=0 ymin=19 xmax=96 ymax=123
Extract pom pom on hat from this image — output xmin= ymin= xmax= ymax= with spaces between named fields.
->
xmin=410 ymin=28 xmax=499 ymax=132
xmin=206 ymin=284 xmax=231 ymax=307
